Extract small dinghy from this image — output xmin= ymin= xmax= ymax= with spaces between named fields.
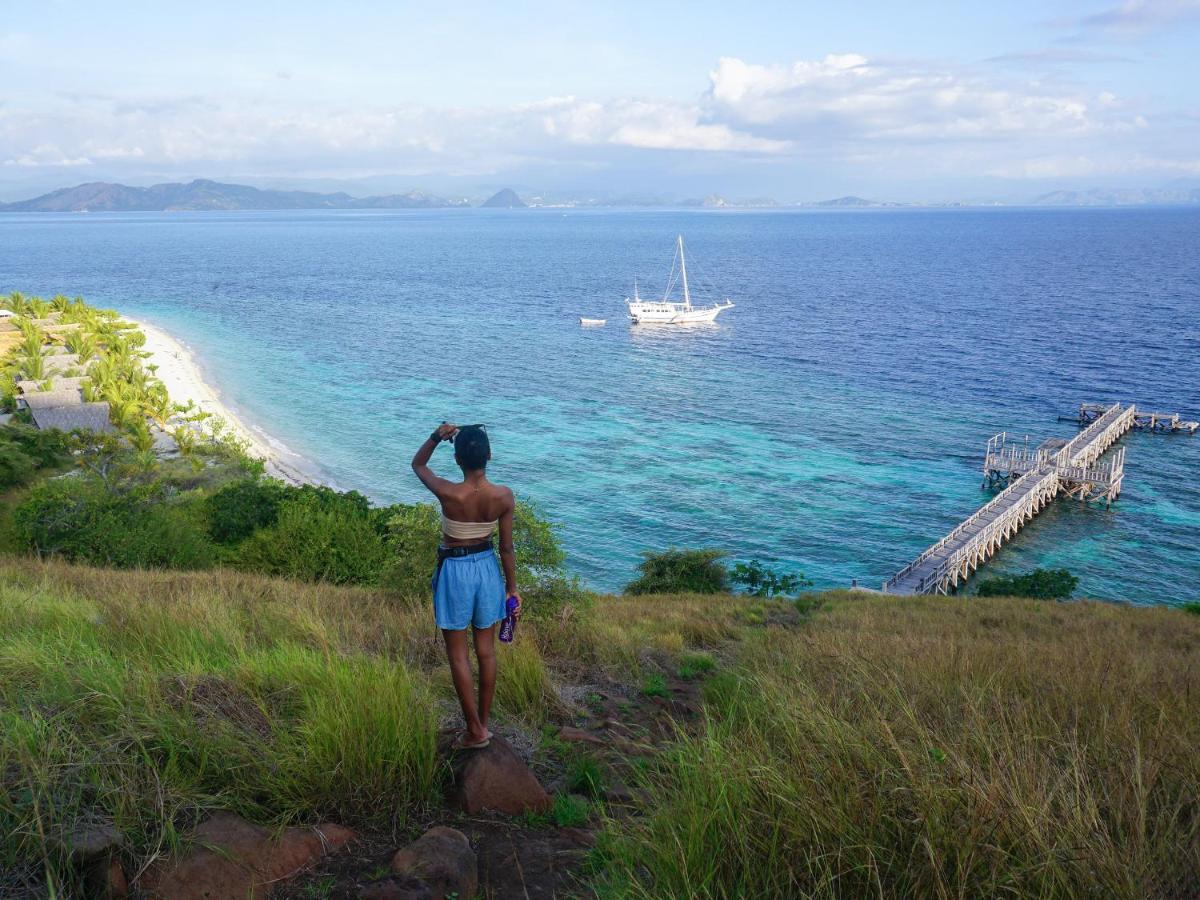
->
xmin=579 ymin=317 xmax=607 ymax=326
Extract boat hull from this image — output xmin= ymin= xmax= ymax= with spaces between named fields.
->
xmin=627 ymin=301 xmax=733 ymax=325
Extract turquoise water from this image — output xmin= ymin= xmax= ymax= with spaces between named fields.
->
xmin=2 ymin=208 xmax=1197 ymax=601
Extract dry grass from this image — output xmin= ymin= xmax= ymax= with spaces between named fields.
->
xmin=3 ymin=559 xmax=1196 ymax=898
xmin=598 ymin=590 xmax=1200 ymax=898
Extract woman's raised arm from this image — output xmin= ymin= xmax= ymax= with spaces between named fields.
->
xmin=411 ymin=422 xmax=457 ymax=497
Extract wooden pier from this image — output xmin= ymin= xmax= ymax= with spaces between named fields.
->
xmin=883 ymin=401 xmax=1188 ymax=595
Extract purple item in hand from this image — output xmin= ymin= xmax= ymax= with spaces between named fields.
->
xmin=499 ymin=595 xmax=519 ymax=643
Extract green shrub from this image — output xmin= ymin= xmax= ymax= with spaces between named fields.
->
xmin=0 ymin=424 xmax=68 ymax=487
xmin=0 ymin=442 xmax=37 ymax=488
xmin=624 ymin=548 xmax=729 ymax=595
xmin=1181 ymin=602 xmax=1200 ymax=616
xmin=975 ymin=568 xmax=1078 ymax=600
xmin=232 ymin=497 xmax=392 ymax=585
xmin=206 ymin=477 xmax=288 ymax=543
xmin=12 ymin=476 xmax=216 ymax=569
xmin=730 ymin=559 xmax=813 ymax=597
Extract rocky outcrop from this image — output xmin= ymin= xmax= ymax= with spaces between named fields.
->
xmin=449 ymin=734 xmax=551 ymax=815
xmin=390 ymin=826 xmax=478 ymax=899
xmin=137 ymin=811 xmax=354 ymax=899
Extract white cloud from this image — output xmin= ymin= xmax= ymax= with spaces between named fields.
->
xmin=705 ymin=54 xmax=1136 ymax=142
xmin=534 ymin=96 xmax=787 ymax=152
xmin=2 ymin=143 xmax=91 ymax=167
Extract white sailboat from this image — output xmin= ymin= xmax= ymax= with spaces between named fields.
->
xmin=626 ymin=235 xmax=734 ymax=325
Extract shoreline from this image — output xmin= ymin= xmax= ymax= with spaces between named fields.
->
xmin=128 ymin=318 xmax=323 ymax=487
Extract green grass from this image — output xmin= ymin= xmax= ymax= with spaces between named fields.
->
xmin=493 ymin=635 xmax=558 ymax=723
xmin=0 ymin=560 xmax=443 ymax=893
xmin=676 ymin=650 xmax=716 ymax=680
xmin=640 ymin=673 xmax=669 ymax=698
xmin=566 ymin=754 xmax=606 ymax=798
xmin=518 ymin=792 xmax=592 ymax=829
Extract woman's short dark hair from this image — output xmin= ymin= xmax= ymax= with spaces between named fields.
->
xmin=454 ymin=426 xmax=490 ymax=471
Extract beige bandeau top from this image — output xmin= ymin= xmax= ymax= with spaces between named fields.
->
xmin=441 ymin=514 xmax=498 ymax=540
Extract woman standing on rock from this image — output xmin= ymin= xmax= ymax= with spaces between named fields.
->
xmin=412 ymin=423 xmax=520 ymax=750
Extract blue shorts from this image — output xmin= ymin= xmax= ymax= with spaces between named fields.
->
xmin=432 ymin=548 xmax=506 ymax=631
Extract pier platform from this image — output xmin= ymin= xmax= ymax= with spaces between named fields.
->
xmin=884 ymin=401 xmax=1189 ymax=595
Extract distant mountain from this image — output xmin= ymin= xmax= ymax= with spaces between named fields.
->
xmin=0 ymin=179 xmax=471 ymax=212
xmin=814 ymin=196 xmax=894 ymax=208
xmin=1031 ymin=187 xmax=1200 ymax=207
xmin=480 ymin=188 xmax=526 ymax=208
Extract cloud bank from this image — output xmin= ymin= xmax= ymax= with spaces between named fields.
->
xmin=1 ymin=49 xmax=1197 ymax=197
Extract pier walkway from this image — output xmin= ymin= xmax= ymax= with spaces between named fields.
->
xmin=884 ymin=402 xmax=1140 ymax=595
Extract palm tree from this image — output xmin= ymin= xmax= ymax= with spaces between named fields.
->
xmin=19 ymin=328 xmax=44 ymax=359
xmin=65 ymin=332 xmax=97 ymax=361
xmin=125 ymin=419 xmax=155 ymax=453
xmin=50 ymin=294 xmax=73 ymax=313
xmin=171 ymin=425 xmax=197 ymax=457
xmin=145 ymin=386 xmax=173 ymax=427
xmin=107 ymin=397 xmax=141 ymax=431
xmin=20 ymin=353 xmax=45 ymax=381
xmin=26 ymin=297 xmax=51 ymax=320
xmin=6 ymin=292 xmax=26 ymax=315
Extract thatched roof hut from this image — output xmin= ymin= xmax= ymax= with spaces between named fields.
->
xmin=30 ymin=403 xmax=114 ymax=433
xmin=21 ymin=389 xmax=84 ymax=410
xmin=42 ymin=354 xmax=82 ymax=374
xmin=16 ymin=377 xmax=88 ymax=394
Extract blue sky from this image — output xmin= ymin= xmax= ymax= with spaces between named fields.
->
xmin=2 ymin=0 xmax=1199 ymax=200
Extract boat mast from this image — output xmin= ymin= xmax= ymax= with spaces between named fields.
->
xmin=677 ymin=235 xmax=691 ymax=309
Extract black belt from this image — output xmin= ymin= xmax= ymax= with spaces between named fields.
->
xmin=437 ymin=542 xmax=494 ymax=562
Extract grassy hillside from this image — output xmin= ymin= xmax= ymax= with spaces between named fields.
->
xmin=1 ymin=558 xmax=1197 ymax=897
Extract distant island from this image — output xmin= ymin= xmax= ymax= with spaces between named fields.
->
xmin=0 ymin=179 xmax=473 ymax=213
xmin=1031 ymin=187 xmax=1200 ymax=206
xmin=4 ymin=178 xmax=1200 ymax=212
xmin=480 ymin=188 xmax=527 ymax=208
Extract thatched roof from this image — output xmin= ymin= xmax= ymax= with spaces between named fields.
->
xmin=22 ymin=389 xmax=84 ymax=410
xmin=16 ymin=377 xmax=88 ymax=394
xmin=42 ymin=354 xmax=82 ymax=374
xmin=30 ymin=402 xmax=114 ymax=433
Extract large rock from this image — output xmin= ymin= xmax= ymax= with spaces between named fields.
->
xmin=53 ymin=821 xmax=127 ymax=898
xmin=137 ymin=811 xmax=354 ymax=899
xmin=57 ymin=821 xmax=123 ymax=861
xmin=449 ymin=735 xmax=551 ymax=815
xmin=390 ymin=826 xmax=477 ymax=900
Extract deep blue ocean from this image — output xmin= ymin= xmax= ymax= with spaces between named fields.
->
xmin=2 ymin=208 xmax=1197 ymax=601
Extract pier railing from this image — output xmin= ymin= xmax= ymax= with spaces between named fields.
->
xmin=884 ymin=401 xmax=1147 ymax=595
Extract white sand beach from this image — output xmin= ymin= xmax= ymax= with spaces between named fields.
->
xmin=129 ymin=319 xmax=319 ymax=486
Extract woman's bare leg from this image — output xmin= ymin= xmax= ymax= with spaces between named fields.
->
xmin=472 ymin=625 xmax=497 ymax=734
xmin=442 ymin=629 xmax=488 ymax=742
